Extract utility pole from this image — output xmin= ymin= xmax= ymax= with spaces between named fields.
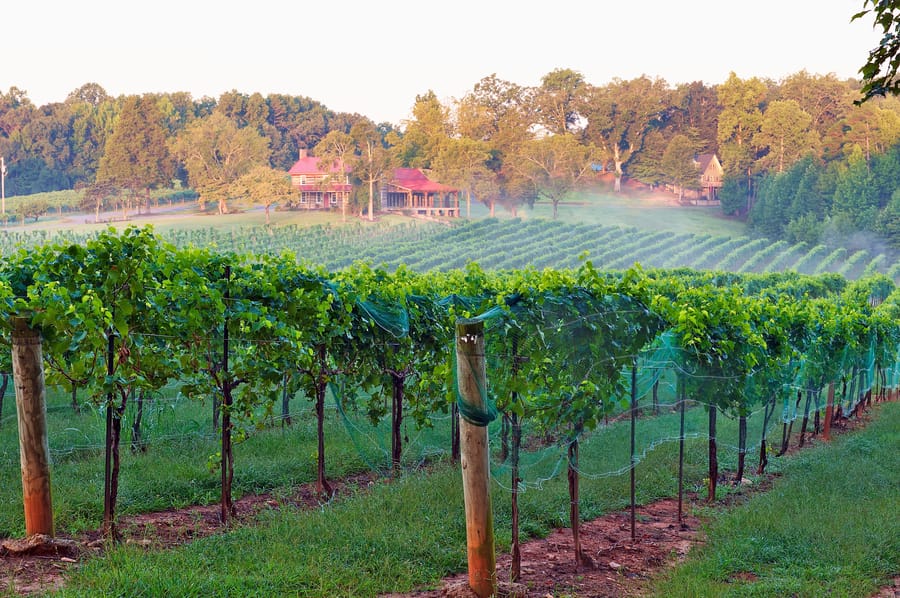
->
xmin=1 ymin=156 xmax=6 ymax=217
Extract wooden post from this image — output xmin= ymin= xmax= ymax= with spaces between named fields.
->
xmin=12 ymin=317 xmax=54 ymax=536
xmin=823 ymin=382 xmax=835 ymax=441
xmin=455 ymin=319 xmax=496 ymax=598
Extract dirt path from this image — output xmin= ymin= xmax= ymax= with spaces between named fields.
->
xmin=384 ymin=496 xmax=706 ymax=598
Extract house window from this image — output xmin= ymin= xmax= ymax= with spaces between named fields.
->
xmin=315 ymin=195 xmax=324 ymax=205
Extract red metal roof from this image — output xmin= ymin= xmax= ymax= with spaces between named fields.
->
xmin=389 ymin=168 xmax=457 ymax=193
xmin=288 ymin=156 xmax=350 ymax=176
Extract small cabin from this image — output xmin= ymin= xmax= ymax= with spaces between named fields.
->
xmin=381 ymin=168 xmax=460 ymax=218
xmin=287 ymin=149 xmax=351 ymax=210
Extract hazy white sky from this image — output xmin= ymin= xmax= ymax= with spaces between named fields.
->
xmin=0 ymin=1 xmax=882 ymax=125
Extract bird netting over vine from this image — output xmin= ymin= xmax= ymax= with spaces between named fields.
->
xmin=324 ymin=281 xmax=898 ymax=498
xmin=1 ymin=227 xmax=897 ymax=543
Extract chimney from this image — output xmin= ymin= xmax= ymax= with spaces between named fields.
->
xmin=298 ymin=148 xmax=308 ymax=159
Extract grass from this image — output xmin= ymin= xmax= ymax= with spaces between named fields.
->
xmin=650 ymin=402 xmax=900 ymax=598
xmin=2 ymin=200 xmax=416 ymax=237
xmin=0 ymin=384 xmax=449 ymax=537
xmin=26 ymin=391 xmax=798 ymax=597
xmin=524 ymin=189 xmax=747 ymax=237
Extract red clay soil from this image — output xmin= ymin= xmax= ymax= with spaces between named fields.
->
xmin=1 ymin=491 xmax=707 ymax=598
xmin=384 ymin=496 xmax=706 ymax=598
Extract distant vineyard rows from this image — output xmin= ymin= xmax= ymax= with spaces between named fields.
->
xmin=1 ymin=218 xmax=897 ymax=282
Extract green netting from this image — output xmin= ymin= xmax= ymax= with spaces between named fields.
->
xmin=454 ymin=315 xmax=500 ymax=427
xmin=357 ymin=298 xmax=409 ymax=338
xmin=617 ymin=331 xmax=681 ymax=404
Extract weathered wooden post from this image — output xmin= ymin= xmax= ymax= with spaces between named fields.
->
xmin=12 ymin=316 xmax=54 ymax=536
xmin=823 ymin=382 xmax=835 ymax=441
xmin=455 ymin=319 xmax=496 ymax=598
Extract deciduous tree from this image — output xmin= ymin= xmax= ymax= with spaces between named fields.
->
xmin=228 ymin=165 xmax=291 ymax=224
xmin=580 ymin=76 xmax=668 ymax=192
xmin=431 ymin=137 xmax=492 ymax=218
xmin=757 ymin=99 xmax=816 ymax=173
xmin=532 ymin=68 xmax=586 ymax=135
xmin=509 ymin=133 xmax=599 ymax=219
xmin=350 ymin=120 xmax=393 ymax=222
xmin=717 ymin=72 xmax=766 ymax=190
xmin=660 ymin=134 xmax=700 ymax=200
xmin=314 ymin=130 xmax=356 ymax=221
xmin=455 ymin=75 xmax=533 ymax=215
xmin=394 ymin=91 xmax=451 ymax=169
xmin=170 ymin=112 xmax=270 ymax=214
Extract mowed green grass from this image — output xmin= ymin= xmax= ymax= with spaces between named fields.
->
xmin=40 ymin=409 xmax=711 ymax=597
xmin=650 ymin=402 xmax=900 ymax=598
xmin=45 ymin=397 xmax=890 ymax=598
xmin=0 ymin=384 xmax=451 ymax=538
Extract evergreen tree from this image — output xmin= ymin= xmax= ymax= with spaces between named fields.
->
xmin=97 ymin=95 xmax=174 ymax=204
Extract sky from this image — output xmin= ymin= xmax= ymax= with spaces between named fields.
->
xmin=0 ymin=1 xmax=883 ymax=126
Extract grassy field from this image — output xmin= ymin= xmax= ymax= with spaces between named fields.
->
xmin=7 ymin=185 xmax=748 ymax=239
xmin=651 ymin=402 xmax=900 ymax=598
xmin=525 ymin=190 xmax=747 ymax=237
xmin=39 ymin=407 xmax=713 ymax=596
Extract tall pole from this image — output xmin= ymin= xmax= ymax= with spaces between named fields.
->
xmin=630 ymin=362 xmax=637 ymax=541
xmin=1 ymin=156 xmax=6 ymax=217
xmin=823 ymin=382 xmax=835 ymax=441
xmin=221 ymin=265 xmax=234 ymax=522
xmin=455 ymin=319 xmax=496 ymax=598
xmin=677 ymin=375 xmax=686 ymax=526
xmin=12 ymin=317 xmax=54 ymax=536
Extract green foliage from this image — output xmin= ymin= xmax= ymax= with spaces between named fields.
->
xmin=660 ymin=134 xmax=701 ymax=196
xmin=97 ymin=95 xmax=174 ymax=193
xmin=750 ymin=142 xmax=900 ymax=246
xmin=854 ymin=1 xmax=900 ymax=102
xmin=169 ymin=112 xmax=271 ymax=214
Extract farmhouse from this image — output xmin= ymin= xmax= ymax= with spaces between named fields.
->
xmin=694 ymin=153 xmax=724 ymax=204
xmin=381 ymin=168 xmax=460 ymax=217
xmin=287 ymin=149 xmax=351 ymax=210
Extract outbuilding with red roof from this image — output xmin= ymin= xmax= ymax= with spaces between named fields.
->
xmin=381 ymin=168 xmax=459 ymax=217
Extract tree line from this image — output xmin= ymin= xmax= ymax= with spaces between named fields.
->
xmin=747 ymin=146 xmax=900 ymax=249
xmin=1 ymin=71 xmax=899 ymax=232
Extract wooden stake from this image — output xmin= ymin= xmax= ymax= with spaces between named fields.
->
xmin=455 ymin=319 xmax=496 ymax=598
xmin=12 ymin=317 xmax=54 ymax=536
